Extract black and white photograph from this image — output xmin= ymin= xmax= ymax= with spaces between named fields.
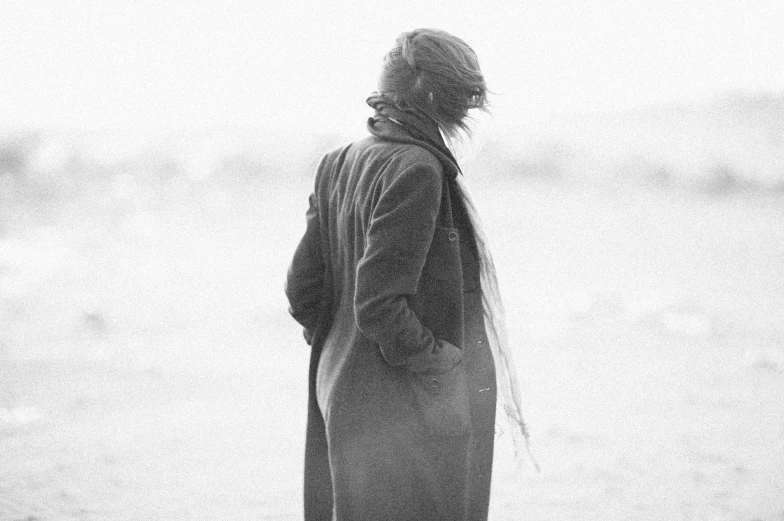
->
xmin=1 ymin=1 xmax=783 ymax=520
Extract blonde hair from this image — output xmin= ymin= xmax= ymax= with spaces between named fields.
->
xmin=378 ymin=28 xmax=489 ymax=138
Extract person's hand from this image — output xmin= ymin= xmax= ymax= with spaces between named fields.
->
xmin=406 ymin=339 xmax=463 ymax=375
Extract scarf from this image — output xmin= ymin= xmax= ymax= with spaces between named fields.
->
xmin=366 ymin=94 xmax=539 ymax=472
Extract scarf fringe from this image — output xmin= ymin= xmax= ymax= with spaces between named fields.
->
xmin=454 ymin=173 xmax=540 ymax=474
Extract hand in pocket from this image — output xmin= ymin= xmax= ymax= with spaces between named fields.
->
xmin=406 ymin=339 xmax=463 ymax=375
xmin=407 ymin=340 xmax=470 ymax=437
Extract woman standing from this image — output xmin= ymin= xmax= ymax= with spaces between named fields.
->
xmin=286 ymin=28 xmax=530 ymax=521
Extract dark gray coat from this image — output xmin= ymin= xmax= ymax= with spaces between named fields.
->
xmin=286 ymin=116 xmax=496 ymax=521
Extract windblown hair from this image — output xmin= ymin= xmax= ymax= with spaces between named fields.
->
xmin=378 ymin=28 xmax=489 ymax=138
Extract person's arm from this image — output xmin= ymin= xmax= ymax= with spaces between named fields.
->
xmin=354 ymin=161 xmax=461 ymax=370
xmin=285 ymin=191 xmax=324 ymax=345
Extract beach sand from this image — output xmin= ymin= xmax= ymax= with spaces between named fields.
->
xmin=2 ymin=177 xmax=783 ymax=520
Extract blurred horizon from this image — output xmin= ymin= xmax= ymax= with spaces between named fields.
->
xmin=2 ymin=87 xmax=783 ymax=133
xmin=3 ymin=89 xmax=782 ymax=194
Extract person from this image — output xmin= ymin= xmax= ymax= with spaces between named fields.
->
xmin=285 ymin=28 xmax=531 ymax=521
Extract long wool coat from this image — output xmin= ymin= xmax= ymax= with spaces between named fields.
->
xmin=286 ymin=115 xmax=497 ymax=521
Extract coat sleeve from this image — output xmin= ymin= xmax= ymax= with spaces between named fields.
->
xmin=285 ymin=190 xmax=324 ymax=345
xmin=354 ymin=162 xmax=443 ymax=366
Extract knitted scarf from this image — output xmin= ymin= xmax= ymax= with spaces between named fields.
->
xmin=366 ymin=94 xmax=539 ymax=471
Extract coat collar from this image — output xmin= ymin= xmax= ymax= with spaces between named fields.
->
xmin=365 ymin=94 xmax=461 ymax=180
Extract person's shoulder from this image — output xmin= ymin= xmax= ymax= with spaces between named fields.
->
xmin=359 ymin=136 xmax=442 ymax=172
xmin=319 ymin=139 xmax=355 ymax=164
xmin=319 ymin=135 xmax=443 ymax=188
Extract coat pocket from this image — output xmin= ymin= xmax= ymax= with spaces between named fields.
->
xmin=408 ymin=361 xmax=471 ymax=438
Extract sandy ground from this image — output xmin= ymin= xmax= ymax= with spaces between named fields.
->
xmin=1 ymin=176 xmax=783 ymax=520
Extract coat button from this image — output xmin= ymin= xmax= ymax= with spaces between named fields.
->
xmin=448 ymin=231 xmax=458 ymax=241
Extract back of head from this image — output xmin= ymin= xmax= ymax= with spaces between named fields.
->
xmin=378 ymin=29 xmax=489 ymax=139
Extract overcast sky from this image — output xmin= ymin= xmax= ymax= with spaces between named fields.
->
xmin=2 ymin=0 xmax=783 ymax=133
